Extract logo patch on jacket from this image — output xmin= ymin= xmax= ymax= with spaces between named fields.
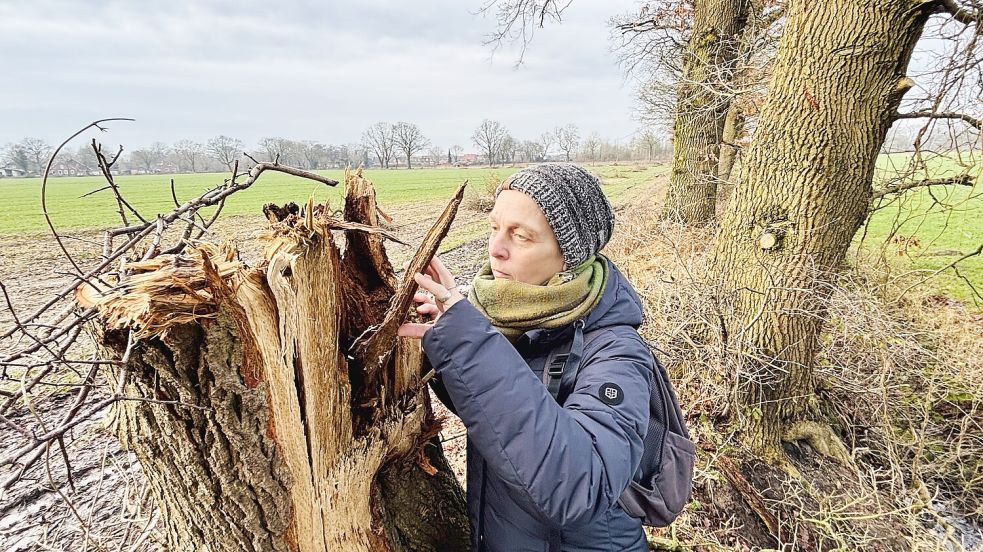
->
xmin=598 ymin=383 xmax=624 ymax=405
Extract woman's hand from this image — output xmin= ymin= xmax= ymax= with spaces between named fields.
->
xmin=397 ymin=256 xmax=465 ymax=339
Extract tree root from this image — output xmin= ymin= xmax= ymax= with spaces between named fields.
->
xmin=783 ymin=420 xmax=852 ymax=466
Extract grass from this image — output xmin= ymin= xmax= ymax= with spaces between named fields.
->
xmin=1 ymin=154 xmax=976 ymax=306
xmin=856 ymin=152 xmax=981 ymax=308
xmin=0 ymin=163 xmax=664 ymax=236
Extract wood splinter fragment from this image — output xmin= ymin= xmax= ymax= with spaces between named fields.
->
xmin=354 ymin=181 xmax=469 ymax=376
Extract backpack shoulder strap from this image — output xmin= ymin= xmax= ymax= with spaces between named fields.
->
xmin=544 ymin=320 xmax=584 ymax=404
xmin=545 ymin=321 xmax=615 ymax=405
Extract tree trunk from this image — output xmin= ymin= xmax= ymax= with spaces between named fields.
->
xmin=708 ymin=0 xmax=930 ymax=458
xmin=89 ymin=169 xmax=471 ymax=551
xmin=717 ymin=101 xmax=743 ymax=185
xmin=661 ymin=0 xmax=750 ymax=225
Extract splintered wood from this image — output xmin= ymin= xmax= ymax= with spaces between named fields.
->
xmin=78 ymin=168 xmax=471 ymax=552
xmin=75 ymin=242 xmax=243 ymax=339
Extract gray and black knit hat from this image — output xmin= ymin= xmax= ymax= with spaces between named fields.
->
xmin=498 ymin=163 xmax=615 ymax=268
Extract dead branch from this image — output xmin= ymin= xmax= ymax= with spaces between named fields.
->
xmin=40 ymin=119 xmax=135 ymax=275
xmin=936 ymin=0 xmax=982 ymax=26
xmin=2 ymin=159 xmax=339 ymax=344
xmin=477 ymin=0 xmax=572 ymax=64
xmin=0 ymin=128 xmax=354 ymax=500
xmin=894 ymin=109 xmax=982 ymax=130
xmin=870 ymin=174 xmax=976 ymax=199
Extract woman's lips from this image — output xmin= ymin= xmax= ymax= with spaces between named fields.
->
xmin=492 ymin=268 xmax=510 ymax=278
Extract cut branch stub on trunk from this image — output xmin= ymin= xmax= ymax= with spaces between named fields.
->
xmin=78 ymin=172 xmax=470 ymax=552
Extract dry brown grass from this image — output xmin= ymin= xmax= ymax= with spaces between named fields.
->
xmin=604 ymin=206 xmax=983 ymax=550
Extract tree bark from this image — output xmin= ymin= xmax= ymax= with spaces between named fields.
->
xmin=90 ymin=169 xmax=471 ymax=551
xmin=717 ymin=101 xmax=743 ymax=185
xmin=661 ymin=0 xmax=750 ymax=225
xmin=708 ymin=0 xmax=931 ymax=458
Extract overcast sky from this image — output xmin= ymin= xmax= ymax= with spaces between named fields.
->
xmin=1 ymin=0 xmax=646 ymax=153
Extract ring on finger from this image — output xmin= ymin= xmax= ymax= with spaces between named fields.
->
xmin=437 ymin=291 xmax=452 ymax=303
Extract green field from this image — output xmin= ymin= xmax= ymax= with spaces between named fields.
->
xmin=0 ymin=165 xmax=662 ymax=236
xmin=857 ymin=153 xmax=981 ymax=307
xmin=1 ymin=158 xmax=978 ymax=306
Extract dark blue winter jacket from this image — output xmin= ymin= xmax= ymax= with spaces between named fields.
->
xmin=422 ymin=259 xmax=652 ymax=551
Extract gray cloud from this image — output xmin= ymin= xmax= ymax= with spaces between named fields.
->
xmin=1 ymin=0 xmax=644 ymax=152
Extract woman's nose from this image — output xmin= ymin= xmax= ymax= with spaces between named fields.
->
xmin=489 ymin=232 xmax=508 ymax=259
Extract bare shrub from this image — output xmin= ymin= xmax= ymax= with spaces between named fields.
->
xmin=463 ymin=172 xmax=503 ymax=213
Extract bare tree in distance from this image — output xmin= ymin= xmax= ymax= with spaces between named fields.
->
xmin=299 ymin=140 xmax=328 ymax=170
xmin=362 ymin=122 xmax=397 ymax=169
xmin=555 ymin=124 xmax=580 ymax=162
xmin=538 ymin=130 xmax=554 ymax=160
xmin=150 ymin=141 xmax=170 ymax=166
xmin=499 ymin=134 xmax=518 ymax=165
xmin=520 ymin=139 xmax=541 ymax=163
xmin=173 ymin=140 xmax=205 ymax=173
xmin=206 ymin=135 xmax=244 ymax=171
xmin=428 ymin=145 xmax=445 ymax=166
xmin=582 ymin=131 xmax=601 ymax=163
xmin=636 ymin=129 xmax=662 ymax=161
xmin=451 ymin=144 xmax=463 ymax=163
xmin=258 ymin=137 xmax=297 ymax=165
xmin=129 ymin=148 xmax=157 ymax=172
xmin=472 ymin=119 xmax=507 ymax=166
xmin=130 ymin=142 xmax=169 ymax=173
xmin=2 ymin=142 xmax=32 ymax=174
xmin=392 ymin=122 xmax=430 ymax=169
xmin=21 ymin=137 xmax=53 ymax=174
xmin=344 ymin=142 xmax=368 ymax=168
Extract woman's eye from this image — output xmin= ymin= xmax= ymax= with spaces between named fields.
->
xmin=514 ymin=233 xmax=529 ymax=242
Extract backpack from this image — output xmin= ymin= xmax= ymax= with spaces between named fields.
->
xmin=544 ymin=320 xmax=695 ymax=527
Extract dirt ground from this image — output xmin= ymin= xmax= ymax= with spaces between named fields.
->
xmin=0 ymin=178 xmax=662 ymax=551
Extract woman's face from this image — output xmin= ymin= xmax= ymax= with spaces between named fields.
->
xmin=488 ymin=189 xmax=565 ymax=285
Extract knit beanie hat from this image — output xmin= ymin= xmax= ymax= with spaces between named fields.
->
xmin=497 ymin=163 xmax=615 ymax=268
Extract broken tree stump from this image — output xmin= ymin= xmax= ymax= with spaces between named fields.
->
xmin=80 ymin=169 xmax=471 ymax=552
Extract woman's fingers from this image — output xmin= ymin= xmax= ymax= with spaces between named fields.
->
xmin=397 ymin=322 xmax=432 ymax=339
xmin=429 ymin=257 xmax=456 ymax=288
xmin=402 ymin=258 xmax=461 ymax=337
xmin=413 ymin=272 xmax=445 ymax=296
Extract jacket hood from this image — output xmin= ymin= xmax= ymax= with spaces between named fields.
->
xmin=582 ymin=256 xmax=644 ymax=331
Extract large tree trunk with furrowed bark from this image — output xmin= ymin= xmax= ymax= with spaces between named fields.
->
xmin=661 ymin=0 xmax=750 ymax=225
xmin=708 ymin=0 xmax=931 ymax=459
xmin=84 ymin=169 xmax=471 ymax=551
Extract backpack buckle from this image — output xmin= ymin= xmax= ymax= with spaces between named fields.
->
xmin=547 ymin=353 xmax=569 ymax=377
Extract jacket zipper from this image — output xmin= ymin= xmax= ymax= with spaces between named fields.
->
xmin=479 ymin=458 xmax=488 ymax=550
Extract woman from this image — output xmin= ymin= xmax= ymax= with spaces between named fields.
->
xmin=398 ymin=163 xmax=653 ymax=551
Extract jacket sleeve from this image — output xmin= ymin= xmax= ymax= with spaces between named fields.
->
xmin=421 ymin=299 xmax=652 ymax=528
xmin=428 ymin=373 xmax=458 ymax=415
